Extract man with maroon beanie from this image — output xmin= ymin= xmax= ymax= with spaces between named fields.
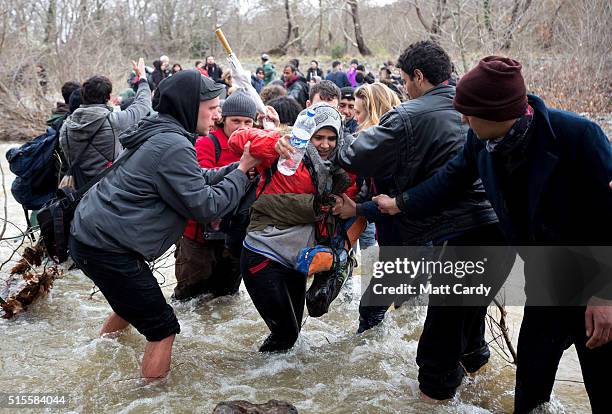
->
xmin=377 ymin=56 xmax=612 ymax=412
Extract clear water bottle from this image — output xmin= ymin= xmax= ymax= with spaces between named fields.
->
xmin=277 ymin=109 xmax=316 ymax=175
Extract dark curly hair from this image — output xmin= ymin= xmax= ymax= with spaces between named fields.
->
xmin=268 ymin=96 xmax=302 ymax=126
xmin=61 ymin=81 xmax=80 ymax=104
xmin=81 ymin=75 xmax=112 ymax=105
xmin=397 ymin=41 xmax=451 ymax=85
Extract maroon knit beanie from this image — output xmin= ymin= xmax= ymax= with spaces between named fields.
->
xmin=454 ymin=56 xmax=527 ymax=122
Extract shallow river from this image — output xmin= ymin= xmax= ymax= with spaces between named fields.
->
xmin=0 ymin=143 xmax=590 ymax=413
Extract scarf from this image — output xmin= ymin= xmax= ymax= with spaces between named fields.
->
xmin=284 ymin=73 xmax=299 ymax=88
xmin=486 ymin=105 xmax=535 ymax=173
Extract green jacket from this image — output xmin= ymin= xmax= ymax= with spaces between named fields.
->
xmin=263 ymin=61 xmax=276 ymax=85
xmin=248 ymin=193 xmax=318 ymax=232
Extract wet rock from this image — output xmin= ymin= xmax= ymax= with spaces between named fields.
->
xmin=212 ymin=399 xmax=298 ymax=414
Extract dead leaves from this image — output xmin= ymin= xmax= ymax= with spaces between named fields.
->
xmin=1 ymin=242 xmax=62 ymax=319
xmin=10 ymin=244 xmax=44 ymax=274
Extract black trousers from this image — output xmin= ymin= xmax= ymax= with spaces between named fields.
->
xmin=69 ymin=236 xmax=180 ymax=342
xmin=515 ymin=306 xmax=612 ymax=414
xmin=417 ymin=223 xmax=515 ymax=400
xmin=241 ymin=248 xmax=307 ymax=352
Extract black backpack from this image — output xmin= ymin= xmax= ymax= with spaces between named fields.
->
xmin=6 ymin=127 xmax=61 ymax=210
xmin=37 ymin=139 xmax=147 ymax=263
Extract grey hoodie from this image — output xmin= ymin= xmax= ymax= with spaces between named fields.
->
xmin=59 ymin=80 xmax=152 ymax=184
xmin=71 ymin=113 xmax=249 ymax=261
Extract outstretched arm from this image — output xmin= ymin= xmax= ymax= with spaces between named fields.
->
xmin=393 ymin=134 xmax=482 ymax=217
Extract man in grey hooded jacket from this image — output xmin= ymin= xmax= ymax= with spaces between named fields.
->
xmin=69 ymin=70 xmax=260 ymax=380
xmin=60 ymin=59 xmax=152 ymax=188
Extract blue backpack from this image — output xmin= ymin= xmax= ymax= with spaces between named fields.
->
xmin=6 ymin=127 xmax=60 ymax=210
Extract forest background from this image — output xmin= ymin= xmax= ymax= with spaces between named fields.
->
xmin=0 ymin=0 xmax=610 ymax=141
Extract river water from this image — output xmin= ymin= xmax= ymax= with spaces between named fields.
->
xmin=0 ymin=143 xmax=591 ymax=413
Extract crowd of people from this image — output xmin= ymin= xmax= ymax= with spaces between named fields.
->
xmin=19 ymin=42 xmax=612 ymax=413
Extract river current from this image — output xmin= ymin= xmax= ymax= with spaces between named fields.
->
xmin=0 ymin=143 xmax=590 ymax=413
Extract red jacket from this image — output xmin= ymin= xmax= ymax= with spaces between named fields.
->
xmin=198 ymin=128 xmax=241 ymax=169
xmin=229 ymin=128 xmax=315 ymax=197
xmin=183 ymin=128 xmax=242 ymax=242
xmin=229 ymin=128 xmax=358 ymax=243
xmin=228 ymin=128 xmax=358 ymax=200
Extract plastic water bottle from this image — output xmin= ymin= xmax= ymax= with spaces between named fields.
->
xmin=277 ymin=109 xmax=316 ymax=175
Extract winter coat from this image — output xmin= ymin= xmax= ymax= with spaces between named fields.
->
xmin=205 ymin=64 xmax=223 ymax=82
xmin=151 ymin=69 xmax=165 ymax=89
xmin=71 ymin=113 xmax=249 ymax=261
xmin=285 ymin=75 xmax=309 ymax=108
xmin=306 ymin=68 xmax=323 ymax=82
xmin=59 ymin=79 xmax=152 ymax=185
xmin=229 ymin=128 xmax=357 ymax=267
xmin=398 ymin=94 xmax=612 ymax=302
xmin=399 ymin=94 xmax=612 ymax=245
xmin=263 ymin=61 xmax=276 ymax=85
xmin=337 ymin=83 xmax=498 ymax=244
xmin=326 ymin=70 xmax=351 ymax=88
xmin=183 ymin=127 xmax=242 ymax=243
xmin=71 ymin=71 xmax=249 ymax=261
xmin=347 ymin=68 xmax=357 ymax=88
xmin=46 ymin=102 xmax=70 ymax=126
xmin=251 ymin=74 xmax=265 ymax=93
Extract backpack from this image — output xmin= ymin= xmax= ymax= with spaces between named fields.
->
xmin=6 ymin=127 xmax=61 ymax=210
xmin=37 ymin=138 xmax=148 ymax=263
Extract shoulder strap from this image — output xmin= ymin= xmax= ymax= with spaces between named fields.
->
xmin=67 ymin=112 xmax=112 ymax=170
xmin=302 ymin=155 xmax=319 ymax=195
xmin=207 ymin=133 xmax=221 ymax=164
xmin=75 ymin=137 xmax=147 ymax=199
xmin=257 ymin=161 xmax=278 ymax=198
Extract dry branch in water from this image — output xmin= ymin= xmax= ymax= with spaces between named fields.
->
xmin=1 ymin=241 xmax=62 ymax=319
xmin=1 ymin=266 xmax=62 ymax=319
xmin=487 ymin=298 xmax=517 ymax=365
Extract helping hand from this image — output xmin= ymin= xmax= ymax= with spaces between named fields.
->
xmin=332 ymin=194 xmax=357 ymax=219
xmin=585 ymin=296 xmax=612 ymax=349
xmin=275 ymin=134 xmax=296 ymax=159
xmin=257 ymin=106 xmax=280 ymax=129
xmin=372 ymin=194 xmax=401 ymax=215
xmin=238 ymin=142 xmax=260 ymax=173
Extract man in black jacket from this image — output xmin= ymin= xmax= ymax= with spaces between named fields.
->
xmin=333 ymin=41 xmax=516 ymax=403
xmin=204 ymin=55 xmax=223 ymax=83
xmin=376 ymin=56 xmax=612 ymax=413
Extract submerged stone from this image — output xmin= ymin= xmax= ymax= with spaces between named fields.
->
xmin=212 ymin=400 xmax=298 ymax=414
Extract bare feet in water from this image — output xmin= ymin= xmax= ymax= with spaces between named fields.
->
xmin=419 ymin=391 xmax=450 ymax=404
